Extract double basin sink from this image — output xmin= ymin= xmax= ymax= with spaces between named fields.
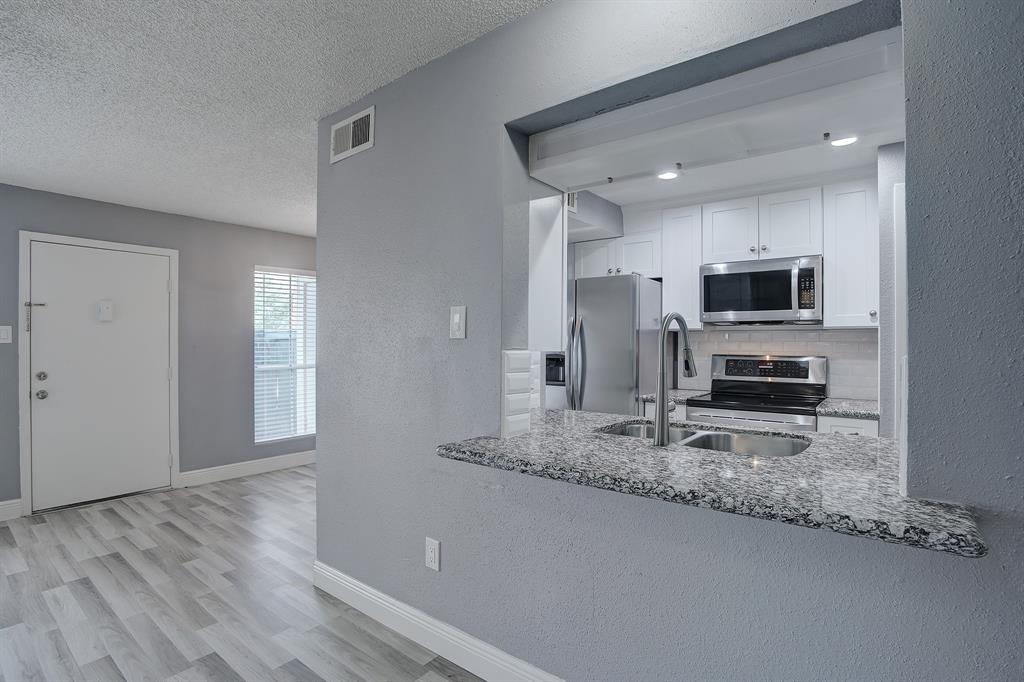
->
xmin=602 ymin=422 xmax=810 ymax=458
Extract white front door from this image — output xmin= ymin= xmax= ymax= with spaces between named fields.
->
xmin=30 ymin=240 xmax=172 ymax=510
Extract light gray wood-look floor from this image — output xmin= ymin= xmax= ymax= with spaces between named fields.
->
xmin=0 ymin=465 xmax=482 ymax=682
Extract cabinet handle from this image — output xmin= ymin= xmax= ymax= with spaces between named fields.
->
xmin=749 ymin=246 xmax=756 ymax=253
xmin=760 ymin=244 xmax=768 ymax=251
xmin=607 ymin=268 xmax=613 ymax=275
xmin=615 ymin=267 xmax=622 ymax=274
xmin=869 ymin=309 xmax=878 ymax=317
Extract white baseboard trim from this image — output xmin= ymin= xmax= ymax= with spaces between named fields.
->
xmin=0 ymin=499 xmax=22 ymax=522
xmin=312 ymin=561 xmax=562 ymax=682
xmin=178 ymin=450 xmax=315 ymax=488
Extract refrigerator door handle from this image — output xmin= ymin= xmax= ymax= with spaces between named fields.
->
xmin=565 ymin=316 xmax=576 ymax=409
xmin=576 ymin=316 xmax=586 ymax=408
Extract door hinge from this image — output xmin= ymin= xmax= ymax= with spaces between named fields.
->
xmin=167 ymin=279 xmax=172 ymax=294
xmin=23 ymin=301 xmax=46 ymax=332
xmin=167 ymin=367 xmax=173 ymax=381
xmin=168 ymin=451 xmax=174 ymax=468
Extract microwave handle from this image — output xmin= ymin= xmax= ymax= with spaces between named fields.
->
xmin=791 ymin=263 xmax=800 ymax=313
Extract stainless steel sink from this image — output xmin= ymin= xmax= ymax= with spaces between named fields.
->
xmin=603 ymin=423 xmax=696 ymax=444
xmin=682 ymin=431 xmax=809 ymax=457
xmin=600 ymin=421 xmax=809 ymax=457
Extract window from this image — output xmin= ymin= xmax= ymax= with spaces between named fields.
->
xmin=254 ymin=267 xmax=316 ymax=442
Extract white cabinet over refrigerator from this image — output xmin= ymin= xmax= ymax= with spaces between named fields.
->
xmin=573 ymin=231 xmax=662 ymax=279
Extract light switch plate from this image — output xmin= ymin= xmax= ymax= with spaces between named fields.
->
xmin=425 ymin=537 xmax=440 ymax=571
xmin=0 ymin=326 xmax=11 ymax=344
xmin=449 ymin=305 xmax=466 ymax=339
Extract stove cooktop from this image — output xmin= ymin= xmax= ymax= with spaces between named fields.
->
xmin=685 ymin=391 xmax=824 ymax=417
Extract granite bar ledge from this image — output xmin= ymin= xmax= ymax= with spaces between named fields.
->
xmin=437 ymin=409 xmax=985 ymax=558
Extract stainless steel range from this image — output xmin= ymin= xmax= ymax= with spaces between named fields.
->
xmin=685 ymin=354 xmax=827 ymax=432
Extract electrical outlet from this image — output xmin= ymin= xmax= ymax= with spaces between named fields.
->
xmin=425 ymin=537 xmax=440 ymax=571
xmin=449 ymin=306 xmax=466 ymax=339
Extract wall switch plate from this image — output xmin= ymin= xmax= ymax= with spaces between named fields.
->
xmin=449 ymin=306 xmax=466 ymax=339
xmin=425 ymin=537 xmax=440 ymax=571
xmin=97 ymin=299 xmax=115 ymax=322
xmin=0 ymin=326 xmax=11 ymax=344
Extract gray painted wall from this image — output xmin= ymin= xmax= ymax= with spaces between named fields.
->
xmin=0 ymin=184 xmax=316 ymax=500
xmin=316 ymin=1 xmax=1022 ymax=680
xmin=877 ymin=143 xmax=905 ymax=436
xmin=903 ymin=0 xmax=1024 ymax=507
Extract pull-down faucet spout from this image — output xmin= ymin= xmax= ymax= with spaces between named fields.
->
xmin=654 ymin=312 xmax=696 ymax=446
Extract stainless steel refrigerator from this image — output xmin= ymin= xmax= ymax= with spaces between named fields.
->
xmin=565 ymin=274 xmax=662 ymax=415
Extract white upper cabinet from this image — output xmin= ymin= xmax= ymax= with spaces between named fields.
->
xmin=701 ymin=196 xmax=759 ymax=263
xmin=617 ymin=230 xmax=662 ymax=278
xmin=574 ymin=238 xmax=616 ymax=278
xmin=824 ymin=179 xmax=879 ymax=327
xmin=661 ymin=205 xmax=702 ymax=330
xmin=573 ymin=231 xmax=662 ymax=278
xmin=757 ymin=186 xmax=822 ymax=258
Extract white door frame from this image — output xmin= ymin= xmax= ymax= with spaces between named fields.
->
xmin=18 ymin=231 xmax=180 ymax=516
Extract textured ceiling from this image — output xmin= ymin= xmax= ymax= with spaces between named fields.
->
xmin=0 ymin=0 xmax=547 ymax=235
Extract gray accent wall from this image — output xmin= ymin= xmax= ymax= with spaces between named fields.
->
xmin=903 ymin=0 xmax=1024 ymax=506
xmin=0 ymin=184 xmax=316 ymax=501
xmin=316 ymin=1 xmax=1022 ymax=680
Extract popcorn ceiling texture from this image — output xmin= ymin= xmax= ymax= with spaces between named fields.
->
xmin=0 ymin=0 xmax=547 ymax=235
xmin=677 ymin=328 xmax=879 ymax=400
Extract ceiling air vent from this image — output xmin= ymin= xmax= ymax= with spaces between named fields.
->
xmin=330 ymin=106 xmax=375 ymax=164
xmin=565 ymin=191 xmax=578 ymax=213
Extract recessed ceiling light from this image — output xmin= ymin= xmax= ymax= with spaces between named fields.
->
xmin=830 ymin=136 xmax=858 ymax=147
xmin=657 ymin=171 xmax=679 ymax=180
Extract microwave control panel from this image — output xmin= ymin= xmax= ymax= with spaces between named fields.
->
xmin=798 ymin=268 xmax=816 ymax=309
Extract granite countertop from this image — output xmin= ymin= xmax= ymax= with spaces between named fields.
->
xmin=641 ymin=391 xmax=881 ymax=421
xmin=437 ymin=409 xmax=985 ymax=558
xmin=816 ymin=398 xmax=881 ymax=420
xmin=639 ymin=389 xmax=708 ymax=405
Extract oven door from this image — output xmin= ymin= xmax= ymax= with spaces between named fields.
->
xmin=700 ymin=255 xmax=821 ymax=325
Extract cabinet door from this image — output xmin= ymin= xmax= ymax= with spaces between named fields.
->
xmin=823 ymin=179 xmax=879 ymax=327
xmin=758 ymin=186 xmax=822 ymax=258
xmin=574 ymin=238 xmax=615 ymax=278
xmin=661 ymin=205 xmax=702 ymax=330
xmin=701 ymin=196 xmax=758 ymax=263
xmin=616 ymin=230 xmax=662 ymax=277
xmin=817 ymin=416 xmax=879 ymax=436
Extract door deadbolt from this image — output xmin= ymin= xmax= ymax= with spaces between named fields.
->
xmin=36 ymin=371 xmax=48 ymax=381
xmin=35 ymin=390 xmax=48 ymax=400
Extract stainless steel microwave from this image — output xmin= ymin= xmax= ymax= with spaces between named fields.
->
xmin=699 ymin=255 xmax=822 ymax=325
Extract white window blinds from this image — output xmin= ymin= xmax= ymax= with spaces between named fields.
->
xmin=254 ymin=268 xmax=316 ymax=442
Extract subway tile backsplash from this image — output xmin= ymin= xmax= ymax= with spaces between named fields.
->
xmin=676 ymin=328 xmax=878 ymax=400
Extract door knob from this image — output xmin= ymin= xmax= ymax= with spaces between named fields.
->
xmin=35 ymin=371 xmax=48 ymax=381
xmin=35 ymin=390 xmax=48 ymax=400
